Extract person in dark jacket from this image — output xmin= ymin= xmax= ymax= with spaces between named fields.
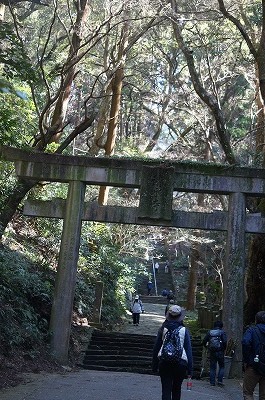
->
xmin=152 ymin=305 xmax=193 ymax=400
xmin=147 ymin=280 xmax=153 ymax=295
xmin=166 ymin=290 xmax=175 ymax=304
xmin=202 ymin=320 xmax=227 ymax=386
xmin=242 ymin=310 xmax=265 ymax=399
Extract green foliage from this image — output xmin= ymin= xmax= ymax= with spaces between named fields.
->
xmin=0 ymin=91 xmax=36 ymax=147
xmin=0 ymin=163 xmax=17 ymax=211
xmin=77 ymin=222 xmax=140 ymax=325
xmin=76 ymin=258 xmax=139 ymax=324
xmin=246 ymin=1 xmax=262 ymax=26
xmin=184 ymin=311 xmax=199 ymax=337
xmin=0 ymin=22 xmax=37 ymax=84
xmin=0 ymin=78 xmax=28 ymax=99
xmin=0 ymin=244 xmax=54 ymax=353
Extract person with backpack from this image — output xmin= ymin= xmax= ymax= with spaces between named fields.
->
xmin=242 ymin=310 xmax=265 ymax=399
xmin=130 ymin=295 xmax=144 ymax=326
xmin=152 ymin=305 xmax=193 ymax=400
xmin=202 ymin=320 xmax=227 ymax=386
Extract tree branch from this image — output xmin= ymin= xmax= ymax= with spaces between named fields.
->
xmin=170 ymin=0 xmax=237 ymax=164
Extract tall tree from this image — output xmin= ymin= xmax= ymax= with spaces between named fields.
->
xmin=217 ymin=0 xmax=265 ymax=324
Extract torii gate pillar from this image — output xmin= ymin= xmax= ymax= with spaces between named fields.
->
xmin=49 ymin=180 xmax=85 ymax=364
xmin=223 ymin=192 xmax=246 ymax=377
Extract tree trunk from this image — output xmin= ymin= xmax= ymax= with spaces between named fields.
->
xmin=98 ymin=21 xmax=129 ymax=205
xmin=98 ymin=67 xmax=124 ymax=205
xmin=0 ymin=178 xmax=35 ymax=238
xmin=48 ymin=0 xmax=90 ymax=143
xmin=244 ymin=235 xmax=265 ymax=326
xmin=244 ymin=68 xmax=265 ymax=326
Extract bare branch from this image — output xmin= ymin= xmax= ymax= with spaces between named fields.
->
xmin=54 ymin=113 xmax=96 ymax=154
xmin=217 ymin=0 xmax=257 ymax=58
xmin=169 ymin=0 xmax=237 ymax=164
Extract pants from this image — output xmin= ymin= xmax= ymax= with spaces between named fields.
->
xmin=132 ymin=313 xmax=140 ymax=325
xmin=243 ymin=366 xmax=265 ymax=400
xmin=209 ymin=352 xmax=224 ymax=385
xmin=159 ymin=361 xmax=187 ymax=400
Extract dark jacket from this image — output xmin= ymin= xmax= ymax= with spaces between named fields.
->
xmin=152 ymin=319 xmax=193 ymax=375
xmin=202 ymin=328 xmax=227 ymax=354
xmin=242 ymin=323 xmax=265 ymax=367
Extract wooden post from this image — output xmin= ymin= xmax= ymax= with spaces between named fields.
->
xmin=49 ymin=180 xmax=85 ymax=364
xmin=223 ymin=192 xmax=246 ymax=378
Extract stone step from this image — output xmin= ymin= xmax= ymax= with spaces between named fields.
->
xmin=87 ymin=344 xmax=153 ymax=352
xmin=82 ymin=329 xmax=203 ymax=378
xmin=84 ymin=354 xmax=152 ymax=362
xmin=82 ymin=364 xmax=154 ymax=374
xmin=86 ymin=348 xmax=152 ymax=356
xmin=92 ymin=331 xmax=155 ymax=341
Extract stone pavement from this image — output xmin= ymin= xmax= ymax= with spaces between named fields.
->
xmin=0 ymin=369 xmax=243 ymax=400
xmin=115 ymin=301 xmax=166 ymax=336
xmin=0 ymin=301 xmax=245 ymax=400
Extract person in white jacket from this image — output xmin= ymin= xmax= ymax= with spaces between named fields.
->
xmin=131 ymin=295 xmax=144 ymax=326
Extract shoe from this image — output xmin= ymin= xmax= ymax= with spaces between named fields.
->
xmin=210 ymin=383 xmax=215 ymax=386
xmin=218 ymin=382 xmax=224 ymax=387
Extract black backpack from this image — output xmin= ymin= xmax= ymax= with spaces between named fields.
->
xmin=208 ymin=329 xmax=223 ymax=352
xmin=253 ymin=327 xmax=265 ymax=376
xmin=159 ymin=326 xmax=184 ymax=363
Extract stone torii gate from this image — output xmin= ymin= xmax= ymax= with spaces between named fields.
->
xmin=2 ymin=145 xmax=265 ymax=377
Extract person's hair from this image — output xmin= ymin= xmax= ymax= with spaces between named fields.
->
xmin=214 ymin=320 xmax=223 ymax=329
xmin=255 ymin=311 xmax=265 ymax=324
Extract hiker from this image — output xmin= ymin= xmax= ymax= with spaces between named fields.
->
xmin=155 ymin=261 xmax=160 ymax=274
xmin=202 ymin=320 xmax=227 ymax=386
xmin=152 ymin=305 xmax=193 ymax=400
xmin=167 ymin=290 xmax=175 ymax=303
xmin=242 ymin=310 xmax=265 ymax=399
xmin=147 ymin=280 xmax=153 ymax=295
xmin=162 ymin=288 xmax=169 ymax=297
xmin=165 ymin=260 xmax=169 ymax=273
xmin=130 ymin=295 xmax=144 ymax=326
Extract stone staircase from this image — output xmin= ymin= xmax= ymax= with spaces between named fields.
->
xmin=82 ymin=330 xmax=155 ymax=374
xmin=138 ymin=262 xmax=175 ymax=298
xmin=82 ymin=329 xmax=203 ymax=378
xmin=82 ymin=260 xmax=204 ymax=378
